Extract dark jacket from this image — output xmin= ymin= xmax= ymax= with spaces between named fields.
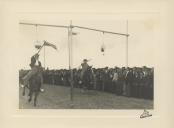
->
xmin=30 ymin=55 xmax=42 ymax=68
xmin=126 ymin=70 xmax=134 ymax=83
xmin=30 ymin=55 xmax=36 ymax=68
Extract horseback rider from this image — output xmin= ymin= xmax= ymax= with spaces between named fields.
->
xmin=22 ymin=53 xmax=44 ymax=92
xmin=80 ymin=59 xmax=93 ymax=90
xmin=80 ymin=59 xmax=90 ymax=79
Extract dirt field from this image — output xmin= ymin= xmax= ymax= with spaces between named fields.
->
xmin=19 ymin=84 xmax=153 ymax=109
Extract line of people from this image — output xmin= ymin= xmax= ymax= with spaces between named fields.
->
xmin=19 ymin=53 xmax=153 ymax=100
xmin=41 ymin=66 xmax=153 ymax=100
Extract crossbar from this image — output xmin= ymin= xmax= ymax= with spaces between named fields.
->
xmin=19 ymin=22 xmax=129 ymax=37
xmin=19 ymin=22 xmax=69 ymax=28
xmin=73 ymin=25 xmax=129 ymax=37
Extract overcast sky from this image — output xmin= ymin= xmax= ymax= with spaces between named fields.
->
xmin=19 ymin=19 xmax=155 ymax=69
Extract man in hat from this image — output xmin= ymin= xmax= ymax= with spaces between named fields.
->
xmin=22 ymin=53 xmax=44 ymax=92
xmin=80 ymin=59 xmax=92 ymax=90
xmin=80 ymin=59 xmax=90 ymax=79
xmin=125 ymin=67 xmax=134 ymax=97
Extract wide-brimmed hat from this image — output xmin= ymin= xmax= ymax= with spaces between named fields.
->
xmin=83 ymin=59 xmax=88 ymax=62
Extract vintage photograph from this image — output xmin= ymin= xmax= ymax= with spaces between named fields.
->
xmin=2 ymin=0 xmax=174 ymax=127
xmin=19 ymin=20 xmax=154 ymax=109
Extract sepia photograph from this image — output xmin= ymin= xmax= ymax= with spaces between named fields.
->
xmin=19 ymin=20 xmax=154 ymax=109
xmin=1 ymin=0 xmax=174 ymax=128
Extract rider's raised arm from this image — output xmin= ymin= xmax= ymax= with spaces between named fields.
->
xmin=38 ymin=61 xmax=42 ymax=67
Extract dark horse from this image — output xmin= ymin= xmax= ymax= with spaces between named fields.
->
xmin=21 ymin=70 xmax=42 ymax=107
xmin=82 ymin=66 xmax=94 ymax=91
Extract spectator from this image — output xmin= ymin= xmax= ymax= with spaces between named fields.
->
xmin=19 ymin=66 xmax=154 ymax=100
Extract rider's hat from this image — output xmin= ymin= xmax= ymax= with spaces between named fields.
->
xmin=83 ymin=59 xmax=88 ymax=62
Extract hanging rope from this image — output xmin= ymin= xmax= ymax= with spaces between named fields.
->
xmin=101 ymin=32 xmax=105 ymax=56
xmin=34 ymin=25 xmax=42 ymax=49
xmin=35 ymin=25 xmax=39 ymax=43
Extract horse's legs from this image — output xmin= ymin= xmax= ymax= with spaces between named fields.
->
xmin=28 ymin=89 xmax=32 ymax=96
xmin=22 ymin=86 xmax=25 ymax=96
xmin=28 ymin=91 xmax=33 ymax=102
xmin=34 ymin=92 xmax=39 ymax=107
xmin=83 ymin=82 xmax=86 ymax=90
xmin=87 ymin=76 xmax=91 ymax=90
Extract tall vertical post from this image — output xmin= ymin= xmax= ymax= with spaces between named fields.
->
xmin=44 ymin=45 xmax=45 ymax=69
xmin=35 ymin=24 xmax=38 ymax=42
xmin=68 ymin=20 xmax=74 ymax=103
xmin=126 ymin=20 xmax=129 ymax=67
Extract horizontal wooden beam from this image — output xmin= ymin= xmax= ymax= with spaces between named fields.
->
xmin=19 ymin=22 xmax=129 ymax=37
xmin=19 ymin=22 xmax=69 ymax=28
xmin=73 ymin=25 xmax=129 ymax=37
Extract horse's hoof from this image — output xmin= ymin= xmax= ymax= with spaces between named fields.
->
xmin=34 ymin=103 xmax=36 ymax=107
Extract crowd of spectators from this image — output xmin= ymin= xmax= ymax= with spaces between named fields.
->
xmin=19 ymin=66 xmax=154 ymax=100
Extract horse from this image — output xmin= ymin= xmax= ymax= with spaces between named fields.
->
xmin=27 ymin=73 xmax=42 ymax=106
xmin=81 ymin=66 xmax=94 ymax=91
xmin=21 ymin=68 xmax=43 ymax=107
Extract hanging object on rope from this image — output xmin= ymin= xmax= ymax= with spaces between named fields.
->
xmin=35 ymin=44 xmax=42 ymax=49
xmin=34 ymin=25 xmax=42 ymax=49
xmin=100 ymin=32 xmax=106 ymax=56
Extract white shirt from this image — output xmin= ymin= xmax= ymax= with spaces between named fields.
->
xmin=35 ymin=60 xmax=39 ymax=66
xmin=112 ymin=72 xmax=118 ymax=82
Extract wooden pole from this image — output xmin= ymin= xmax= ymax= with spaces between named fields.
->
xmin=37 ymin=43 xmax=44 ymax=54
xmin=68 ymin=20 xmax=74 ymax=102
xmin=20 ymin=22 xmax=69 ymax=28
xmin=44 ymin=45 xmax=45 ymax=69
xmin=126 ymin=20 xmax=129 ymax=67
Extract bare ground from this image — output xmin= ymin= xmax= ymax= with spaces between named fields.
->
xmin=19 ymin=84 xmax=153 ymax=109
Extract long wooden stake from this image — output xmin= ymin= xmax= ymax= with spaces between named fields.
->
xmin=126 ymin=20 xmax=129 ymax=67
